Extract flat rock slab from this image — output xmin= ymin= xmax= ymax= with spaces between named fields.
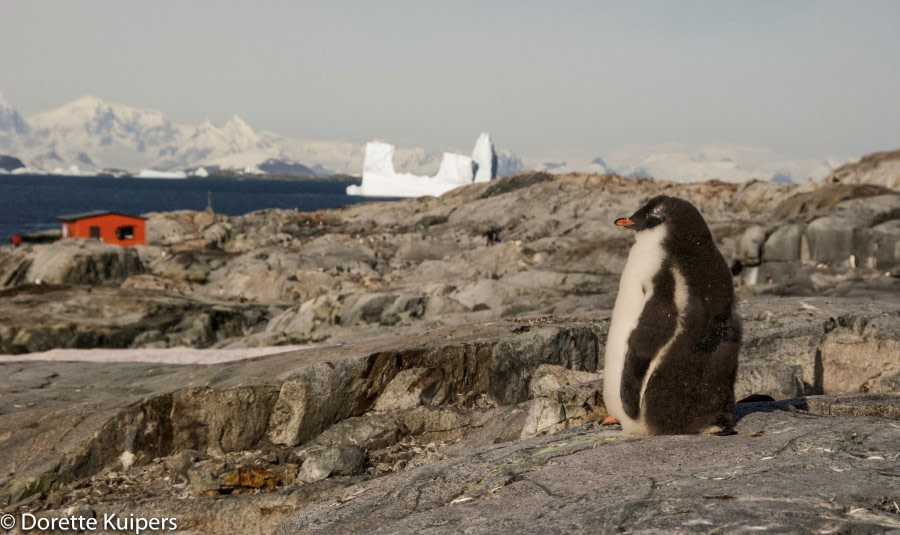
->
xmin=277 ymin=397 xmax=900 ymax=535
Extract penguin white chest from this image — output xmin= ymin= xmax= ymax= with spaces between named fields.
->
xmin=603 ymin=224 xmax=668 ymax=432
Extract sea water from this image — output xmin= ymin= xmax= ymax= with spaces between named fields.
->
xmin=0 ymin=174 xmax=393 ymax=243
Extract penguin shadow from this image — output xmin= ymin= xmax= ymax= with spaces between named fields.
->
xmin=735 ymin=350 xmax=825 ymax=423
xmin=734 ymin=394 xmax=817 ymax=423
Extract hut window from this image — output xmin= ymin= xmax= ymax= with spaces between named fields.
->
xmin=116 ymin=226 xmax=135 ymax=240
xmin=89 ymin=226 xmax=101 ymax=239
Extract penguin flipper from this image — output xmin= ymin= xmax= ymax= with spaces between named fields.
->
xmin=619 ymin=266 xmax=680 ymax=422
xmin=620 ymin=346 xmax=648 ymax=420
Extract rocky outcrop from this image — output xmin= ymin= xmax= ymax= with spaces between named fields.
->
xmin=735 ymin=188 xmax=900 ymax=289
xmin=3 ymin=172 xmax=896 ymax=354
xmin=275 ymin=397 xmax=900 ymax=535
xmin=1 ymin=170 xmax=899 ymax=532
xmin=0 ymin=321 xmax=601 ymax=511
xmin=0 ymin=285 xmax=268 ymax=354
xmin=2 ymin=293 xmax=898 ymax=533
xmin=825 ymin=148 xmax=900 ymax=189
xmin=738 ymin=298 xmax=900 ymax=399
xmin=1 ymin=239 xmax=144 ymax=287
xmin=2 ymin=331 xmax=898 ymax=534
xmin=772 ymin=183 xmax=896 ymax=219
xmin=143 ymin=209 xmax=226 ymax=248
xmin=0 ymin=155 xmax=25 ymax=171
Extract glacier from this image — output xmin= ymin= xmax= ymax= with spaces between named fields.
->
xmin=347 ymin=133 xmax=498 ymax=198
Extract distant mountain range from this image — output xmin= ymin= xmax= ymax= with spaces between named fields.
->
xmin=0 ymin=92 xmax=859 ymax=183
xmin=0 ymin=93 xmax=524 ymax=178
xmin=523 ymin=144 xmax=846 ymax=185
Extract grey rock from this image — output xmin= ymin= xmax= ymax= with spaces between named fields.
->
xmin=831 ymin=193 xmax=900 ymax=227
xmin=267 ymin=359 xmax=371 ymax=447
xmin=2 ymin=307 xmax=899 ymax=533
xmin=296 ymin=445 xmax=367 ymax=484
xmin=736 ymin=225 xmax=768 ymax=266
xmin=528 ymin=364 xmax=602 ymax=398
xmin=824 ymin=148 xmax=900 ymax=190
xmin=340 ymin=293 xmax=400 ymax=326
xmin=275 ymin=396 xmax=900 ymax=535
xmin=399 ymin=406 xmax=473 ymax=443
xmin=818 ymin=313 xmax=900 ymax=394
xmin=187 ymin=464 xmax=220 ymax=495
xmin=149 ymin=249 xmax=215 ymax=283
xmin=871 ymin=219 xmax=900 ymax=268
xmin=264 ymin=294 xmax=341 ymax=342
xmin=373 ymin=367 xmax=446 ymax=412
xmin=805 ymin=215 xmax=870 ymax=266
xmin=262 ymin=321 xmax=599 ymax=448
xmin=169 ymin=386 xmax=280 ymax=456
xmin=1 ymin=239 xmax=145 ymax=287
xmin=296 ymin=412 xmax=402 ymax=453
xmin=773 ymin=183 xmax=897 ymax=219
xmin=0 ymin=286 xmax=268 ymax=354
xmin=197 ymin=247 xmax=307 ymax=303
xmin=761 ymin=223 xmax=804 ymax=262
xmin=737 ymin=297 xmax=900 ymax=400
xmin=144 ymin=209 xmax=222 ymax=247
xmin=162 ymin=449 xmax=207 ymax=479
xmin=521 ymin=365 xmax=605 ymax=438
xmin=737 ymin=392 xmax=900 ymax=420
xmin=394 ymin=240 xmax=462 ymax=263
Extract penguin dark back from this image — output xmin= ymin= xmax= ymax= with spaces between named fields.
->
xmin=603 ymin=195 xmax=741 ymax=435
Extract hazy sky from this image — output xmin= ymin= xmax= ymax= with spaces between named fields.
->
xmin=1 ymin=1 xmax=899 ymax=161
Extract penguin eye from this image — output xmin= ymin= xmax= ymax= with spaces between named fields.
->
xmin=645 ymin=211 xmax=664 ymax=228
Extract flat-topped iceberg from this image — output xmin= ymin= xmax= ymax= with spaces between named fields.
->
xmin=347 ymin=133 xmax=497 ymax=197
xmin=136 ymin=169 xmax=188 ymax=179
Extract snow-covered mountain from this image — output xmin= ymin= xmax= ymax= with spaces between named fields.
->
xmin=0 ymin=93 xmax=29 ymax=136
xmin=524 ymin=144 xmax=842 ymax=184
xmin=0 ymin=93 xmax=524 ymax=178
xmin=0 ymin=92 xmax=847 ymax=183
xmin=18 ymin=95 xmax=278 ymax=174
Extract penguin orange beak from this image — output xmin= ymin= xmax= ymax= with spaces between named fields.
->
xmin=615 ymin=218 xmax=635 ymax=227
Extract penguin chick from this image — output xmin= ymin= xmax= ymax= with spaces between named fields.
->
xmin=603 ymin=195 xmax=741 ymax=435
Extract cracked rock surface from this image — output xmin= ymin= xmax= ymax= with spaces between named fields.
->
xmin=276 ymin=399 xmax=900 ymax=534
xmin=1 ymin=308 xmax=898 ymax=534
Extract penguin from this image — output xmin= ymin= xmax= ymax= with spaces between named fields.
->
xmin=603 ymin=195 xmax=741 ymax=435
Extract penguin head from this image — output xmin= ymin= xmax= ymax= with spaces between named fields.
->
xmin=614 ymin=195 xmax=669 ymax=232
xmin=615 ymin=195 xmax=709 ymax=235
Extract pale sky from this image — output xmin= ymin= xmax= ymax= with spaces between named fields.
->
xmin=1 ymin=0 xmax=899 ymax=161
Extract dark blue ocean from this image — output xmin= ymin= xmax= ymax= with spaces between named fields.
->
xmin=0 ymin=174 xmax=391 ymax=244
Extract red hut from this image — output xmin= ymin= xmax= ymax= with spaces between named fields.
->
xmin=58 ymin=211 xmax=147 ymax=246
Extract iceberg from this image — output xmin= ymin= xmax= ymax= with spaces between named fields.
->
xmin=136 ymin=169 xmax=188 ymax=179
xmin=191 ymin=166 xmax=210 ymax=178
xmin=347 ymin=133 xmax=498 ymax=198
xmin=472 ymin=133 xmax=497 ymax=183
